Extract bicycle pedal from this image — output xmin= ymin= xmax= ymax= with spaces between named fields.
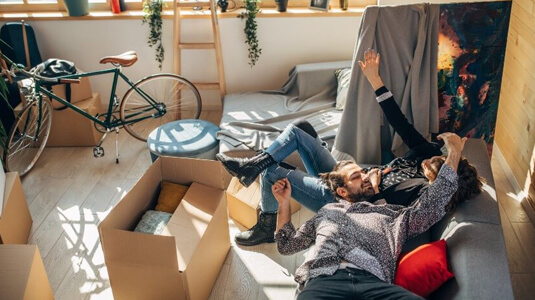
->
xmin=93 ymin=146 xmax=105 ymax=158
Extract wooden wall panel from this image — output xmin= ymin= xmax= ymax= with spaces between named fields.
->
xmin=495 ymin=0 xmax=535 ymax=201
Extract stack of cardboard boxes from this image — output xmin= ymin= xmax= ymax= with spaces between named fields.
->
xmin=0 ymin=172 xmax=54 ymax=299
xmin=17 ymin=74 xmax=103 ymax=147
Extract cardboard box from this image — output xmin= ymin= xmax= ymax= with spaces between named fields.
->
xmin=99 ymin=157 xmax=232 ymax=300
xmin=18 ymin=71 xmax=92 ymax=110
xmin=0 ymin=172 xmax=32 ymax=244
xmin=0 ymin=244 xmax=54 ymax=300
xmin=226 ymin=177 xmax=301 ymax=228
xmin=14 ymin=93 xmax=104 ymax=147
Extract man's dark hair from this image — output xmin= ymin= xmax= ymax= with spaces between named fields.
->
xmin=435 ymin=157 xmax=485 ymax=212
xmin=319 ymin=160 xmax=354 ymax=198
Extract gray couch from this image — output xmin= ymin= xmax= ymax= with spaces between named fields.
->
xmin=219 ymin=62 xmax=514 ymax=299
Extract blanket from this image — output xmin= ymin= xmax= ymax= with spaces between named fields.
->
xmin=333 ymin=4 xmax=439 ymax=164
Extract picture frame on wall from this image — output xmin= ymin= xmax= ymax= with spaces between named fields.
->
xmin=309 ymin=0 xmax=330 ymax=11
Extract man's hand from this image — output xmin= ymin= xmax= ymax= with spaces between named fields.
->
xmin=437 ymin=132 xmax=466 ymax=173
xmin=272 ymin=178 xmax=291 ymax=204
xmin=437 ymin=132 xmax=467 ymax=154
xmin=367 ymin=167 xmax=391 ymax=194
xmin=358 ymin=49 xmax=384 ymax=91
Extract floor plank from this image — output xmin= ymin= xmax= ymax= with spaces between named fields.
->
xmin=511 ymin=222 xmax=535 ymax=272
xmin=511 ymin=273 xmax=535 ymax=300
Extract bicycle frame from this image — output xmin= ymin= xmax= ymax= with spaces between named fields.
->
xmin=32 ymin=67 xmax=163 ymax=131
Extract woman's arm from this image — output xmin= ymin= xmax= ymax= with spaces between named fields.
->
xmin=359 ymin=49 xmax=429 ymax=149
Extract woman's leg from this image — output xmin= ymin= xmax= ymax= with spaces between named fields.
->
xmin=266 ymin=123 xmax=337 ymax=176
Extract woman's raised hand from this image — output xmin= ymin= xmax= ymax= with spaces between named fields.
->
xmin=358 ymin=49 xmax=384 ymax=90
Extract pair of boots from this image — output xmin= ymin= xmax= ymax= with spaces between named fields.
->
xmin=216 ymin=152 xmax=278 ymax=246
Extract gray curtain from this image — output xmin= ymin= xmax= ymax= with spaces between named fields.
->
xmin=332 ymin=4 xmax=439 ymax=164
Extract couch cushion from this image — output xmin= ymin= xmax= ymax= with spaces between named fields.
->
xmin=429 ymin=222 xmax=513 ymax=300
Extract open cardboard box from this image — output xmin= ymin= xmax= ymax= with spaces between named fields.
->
xmin=0 ymin=172 xmax=32 ymax=244
xmin=0 ymin=244 xmax=54 ymax=300
xmin=14 ymin=93 xmax=104 ymax=147
xmin=99 ymin=157 xmax=232 ymax=300
xmin=226 ymin=177 xmax=301 ymax=228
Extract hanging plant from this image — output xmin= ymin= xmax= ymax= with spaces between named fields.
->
xmin=239 ymin=0 xmax=262 ymax=67
xmin=142 ymin=0 xmax=165 ymax=70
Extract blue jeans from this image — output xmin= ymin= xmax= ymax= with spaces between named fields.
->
xmin=261 ymin=124 xmax=338 ymax=213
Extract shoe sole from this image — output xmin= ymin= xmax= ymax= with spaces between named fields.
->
xmin=235 ymin=237 xmax=275 ymax=246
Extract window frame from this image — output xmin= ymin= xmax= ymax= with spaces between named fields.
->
xmin=0 ymin=0 xmax=374 ymax=14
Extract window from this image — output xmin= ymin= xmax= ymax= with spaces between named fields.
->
xmin=0 ymin=0 xmax=374 ymax=15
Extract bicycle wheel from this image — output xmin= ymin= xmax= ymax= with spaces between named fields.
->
xmin=120 ymin=73 xmax=202 ymax=142
xmin=4 ymin=99 xmax=52 ymax=177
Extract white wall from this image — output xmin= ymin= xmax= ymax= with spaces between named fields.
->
xmin=1 ymin=16 xmax=361 ymax=108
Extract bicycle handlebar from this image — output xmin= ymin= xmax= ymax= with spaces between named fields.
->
xmin=1 ymin=52 xmax=80 ymax=84
xmin=58 ymin=78 xmax=81 ymax=84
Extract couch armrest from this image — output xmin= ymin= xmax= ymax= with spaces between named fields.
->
xmin=281 ymin=60 xmax=352 ymax=100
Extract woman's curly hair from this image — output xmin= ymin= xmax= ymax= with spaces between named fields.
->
xmin=436 ymin=157 xmax=485 ymax=212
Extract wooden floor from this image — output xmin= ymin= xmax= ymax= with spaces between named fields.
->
xmin=19 ymin=126 xmax=535 ymax=299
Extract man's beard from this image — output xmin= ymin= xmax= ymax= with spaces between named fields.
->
xmin=347 ymin=187 xmax=375 ymax=203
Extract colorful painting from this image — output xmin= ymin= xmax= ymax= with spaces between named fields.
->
xmin=437 ymin=1 xmax=512 ymax=155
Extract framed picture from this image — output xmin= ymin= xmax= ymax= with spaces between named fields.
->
xmin=309 ymin=0 xmax=330 ymax=11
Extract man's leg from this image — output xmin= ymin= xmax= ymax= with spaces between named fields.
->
xmin=261 ymin=164 xmax=337 ymax=213
xmin=234 ymin=164 xmax=336 ymax=246
xmin=296 ymin=270 xmax=356 ymax=300
xmin=351 ymin=269 xmax=424 ymax=300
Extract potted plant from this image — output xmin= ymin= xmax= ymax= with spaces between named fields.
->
xmin=239 ymin=0 xmax=262 ymax=67
xmin=142 ymin=0 xmax=165 ymax=70
xmin=63 ymin=0 xmax=90 ymax=16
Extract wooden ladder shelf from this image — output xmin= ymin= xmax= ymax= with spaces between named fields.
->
xmin=173 ymin=0 xmax=227 ymax=101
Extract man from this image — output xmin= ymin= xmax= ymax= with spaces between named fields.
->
xmin=272 ymin=132 xmax=464 ymax=299
xmin=217 ymin=49 xmax=482 ymax=246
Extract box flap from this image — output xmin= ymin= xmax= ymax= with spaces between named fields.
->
xmin=24 ymin=246 xmax=54 ymax=299
xmin=226 ymin=177 xmax=261 ymax=209
xmin=99 ymin=228 xmax=184 ymax=300
xmin=160 ymin=157 xmax=231 ymax=190
xmin=164 ymin=182 xmax=224 ymax=272
xmin=0 ymin=173 xmax=32 ymax=244
xmin=182 ymin=191 xmax=230 ymax=300
xmin=99 ymin=160 xmax=161 ymax=231
xmin=0 ymin=245 xmax=39 ymax=300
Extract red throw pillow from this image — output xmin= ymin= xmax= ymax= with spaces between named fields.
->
xmin=394 ymin=239 xmax=454 ymax=297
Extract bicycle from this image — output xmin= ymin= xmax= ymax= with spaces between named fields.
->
xmin=0 ymin=51 xmax=202 ymax=176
